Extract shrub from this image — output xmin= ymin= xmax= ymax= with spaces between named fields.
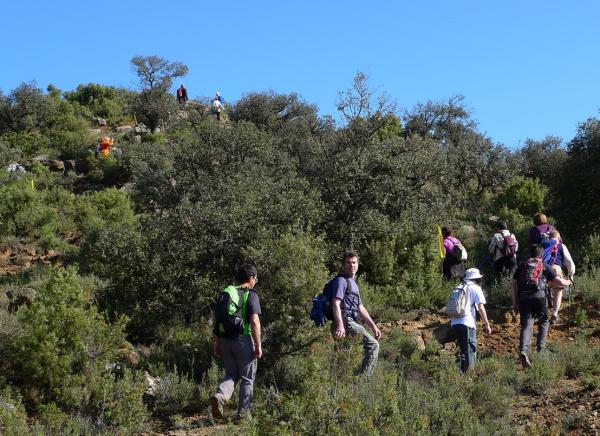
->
xmin=520 ymin=353 xmax=562 ymax=395
xmin=0 ymin=386 xmax=29 ymax=436
xmin=6 ymin=268 xmax=127 ymax=406
xmin=151 ymin=368 xmax=197 ymax=416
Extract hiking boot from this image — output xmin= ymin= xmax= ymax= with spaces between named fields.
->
xmin=233 ymin=411 xmax=252 ymax=425
xmin=519 ymin=352 xmax=532 ymax=369
xmin=210 ymin=396 xmax=223 ymax=420
xmin=550 ymin=314 xmax=559 ymax=325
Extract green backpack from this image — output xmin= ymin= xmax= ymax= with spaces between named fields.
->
xmin=213 ymin=285 xmax=251 ymax=338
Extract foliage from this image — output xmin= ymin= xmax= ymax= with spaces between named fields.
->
xmin=580 ymin=234 xmax=600 ymax=271
xmin=554 ymin=118 xmax=600 ymax=239
xmin=5 ymin=268 xmax=127 ymax=405
xmin=64 ymin=83 xmax=133 ymax=125
xmin=494 ymin=176 xmax=548 ymax=218
xmin=130 ymin=55 xmax=189 ymax=92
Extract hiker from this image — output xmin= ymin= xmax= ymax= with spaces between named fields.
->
xmin=210 ymin=265 xmax=262 ymax=422
xmin=442 ymin=227 xmax=466 ymax=280
xmin=450 ymin=268 xmax=492 ymax=373
xmin=176 ymin=84 xmax=188 ymax=109
xmin=96 ymin=137 xmax=114 ymax=157
xmin=528 ymin=213 xmax=557 ymax=248
xmin=542 ymin=230 xmax=575 ymax=324
xmin=212 ymin=96 xmax=224 ymax=121
xmin=488 ymin=221 xmax=519 ymax=280
xmin=511 ymin=245 xmax=572 ymax=369
xmin=216 ymin=91 xmax=223 ymax=104
xmin=332 ymin=250 xmax=381 ymax=376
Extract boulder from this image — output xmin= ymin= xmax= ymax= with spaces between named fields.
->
xmin=95 ymin=117 xmax=107 ymax=126
xmin=116 ymin=125 xmax=133 ymax=133
xmin=412 ymin=331 xmax=426 ymax=352
xmin=45 ymin=159 xmax=64 ymax=172
xmin=144 ymin=371 xmax=160 ymax=397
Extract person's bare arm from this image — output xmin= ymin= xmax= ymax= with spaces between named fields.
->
xmin=332 ymin=298 xmax=345 ymax=339
xmin=551 ymin=276 xmax=571 ymax=288
xmin=250 ymin=314 xmax=262 ymax=358
xmin=358 ymin=304 xmax=381 ymax=339
xmin=477 ymin=303 xmax=492 ymax=335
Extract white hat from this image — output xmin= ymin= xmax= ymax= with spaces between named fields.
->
xmin=216 ymin=91 xmax=221 ymax=97
xmin=464 ymin=268 xmax=483 ymax=281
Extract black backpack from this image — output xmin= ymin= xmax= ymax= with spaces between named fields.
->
xmin=213 ymin=285 xmax=250 ymax=338
xmin=518 ymin=258 xmax=545 ymax=294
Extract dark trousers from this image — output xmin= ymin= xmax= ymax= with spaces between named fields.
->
xmin=452 ymin=324 xmax=477 ymax=373
xmin=518 ymin=296 xmax=549 ymax=354
xmin=493 ymin=256 xmax=517 ymax=280
xmin=443 ymin=257 xmax=465 ymax=280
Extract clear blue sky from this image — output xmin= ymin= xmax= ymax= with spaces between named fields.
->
xmin=2 ymin=0 xmax=599 ymax=148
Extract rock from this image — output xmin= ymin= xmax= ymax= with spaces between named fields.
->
xmin=95 ymin=117 xmax=107 ymax=126
xmin=44 ymin=159 xmax=65 ymax=172
xmin=118 ymin=343 xmax=140 ymax=366
xmin=133 ymin=135 xmax=142 ymax=144
xmin=116 ymin=125 xmax=133 ymax=133
xmin=443 ymin=342 xmax=456 ymax=352
xmin=135 ymin=124 xmax=150 ymax=134
xmin=144 ymin=371 xmax=160 ymax=396
xmin=412 ymin=331 xmax=426 ymax=352
xmin=6 ymin=163 xmax=25 ymax=173
xmin=64 ymin=160 xmax=76 ymax=174
xmin=153 ymin=127 xmax=161 ymax=134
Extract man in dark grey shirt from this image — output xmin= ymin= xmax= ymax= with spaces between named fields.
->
xmin=211 ymin=265 xmax=262 ymax=422
xmin=332 ymin=250 xmax=381 ymax=376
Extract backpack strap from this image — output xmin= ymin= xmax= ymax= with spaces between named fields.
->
xmin=241 ymin=288 xmax=256 ymax=336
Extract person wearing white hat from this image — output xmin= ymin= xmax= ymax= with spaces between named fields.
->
xmin=450 ymin=268 xmax=492 ymax=373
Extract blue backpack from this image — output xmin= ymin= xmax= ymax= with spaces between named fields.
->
xmin=310 ymin=276 xmax=351 ymax=327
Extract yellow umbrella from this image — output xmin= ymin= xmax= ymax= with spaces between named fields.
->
xmin=437 ymin=225 xmax=445 ymax=259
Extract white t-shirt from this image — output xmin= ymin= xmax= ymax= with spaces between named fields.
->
xmin=450 ymin=281 xmax=486 ymax=329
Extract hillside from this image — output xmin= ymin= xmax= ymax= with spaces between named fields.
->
xmin=1 ymin=65 xmax=600 ymax=435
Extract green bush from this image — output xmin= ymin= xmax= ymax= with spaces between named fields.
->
xmin=520 ymin=353 xmax=562 ymax=395
xmin=6 ymin=268 xmax=127 ymax=405
xmin=0 ymin=386 xmax=29 ymax=436
xmin=151 ymin=367 xmax=197 ymax=416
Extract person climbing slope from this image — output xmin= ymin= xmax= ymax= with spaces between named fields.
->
xmin=542 ymin=230 xmax=575 ymax=324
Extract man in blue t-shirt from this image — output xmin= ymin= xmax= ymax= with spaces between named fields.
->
xmin=331 ymin=250 xmax=381 ymax=376
xmin=511 ymin=245 xmax=571 ymax=369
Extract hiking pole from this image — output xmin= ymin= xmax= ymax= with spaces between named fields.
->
xmin=567 ymin=279 xmax=574 ymax=336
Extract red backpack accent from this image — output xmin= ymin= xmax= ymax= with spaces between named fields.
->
xmin=518 ymin=258 xmax=544 ymax=293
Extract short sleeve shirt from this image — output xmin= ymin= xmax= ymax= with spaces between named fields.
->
xmin=332 ymin=276 xmax=362 ymax=320
xmin=244 ymin=289 xmax=261 ymax=317
xmin=513 ymin=260 xmax=557 ymax=299
xmin=450 ymin=281 xmax=486 ymax=329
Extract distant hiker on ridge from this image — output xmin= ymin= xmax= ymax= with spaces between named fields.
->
xmin=212 ymin=95 xmax=224 ymax=121
xmin=511 ymin=245 xmax=571 ymax=369
xmin=177 ymin=84 xmax=188 ymax=109
xmin=488 ymin=221 xmax=518 ymax=281
xmin=331 ymin=250 xmax=381 ymax=376
xmin=441 ymin=226 xmax=467 ymax=280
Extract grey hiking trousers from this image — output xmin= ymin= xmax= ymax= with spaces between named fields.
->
xmin=346 ymin=318 xmax=379 ymax=376
xmin=519 ymin=296 xmax=549 ymax=354
xmin=214 ymin=334 xmax=257 ymax=416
